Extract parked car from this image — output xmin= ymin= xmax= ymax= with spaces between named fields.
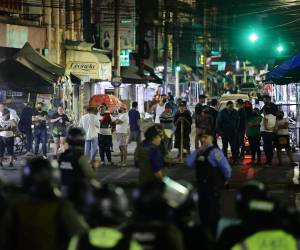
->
xmin=218 ymin=94 xmax=250 ymax=110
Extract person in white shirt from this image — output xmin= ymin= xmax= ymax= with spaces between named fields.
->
xmin=153 ymin=96 xmax=167 ymax=124
xmin=0 ymin=103 xmax=19 ymax=123
xmin=0 ymin=109 xmax=17 ymax=167
xmin=275 ymin=111 xmax=295 ymax=166
xmin=79 ymin=106 xmax=99 ymax=162
xmin=116 ymin=106 xmax=129 ymax=167
xmin=98 ymin=104 xmax=115 ymax=166
xmin=260 ymin=107 xmax=276 ymax=166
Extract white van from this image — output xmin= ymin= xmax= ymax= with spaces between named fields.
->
xmin=218 ymin=94 xmax=250 ymax=110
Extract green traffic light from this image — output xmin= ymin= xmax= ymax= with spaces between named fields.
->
xmin=277 ymin=45 xmax=284 ymax=53
xmin=176 ymin=66 xmax=181 ymax=72
xmin=249 ymin=33 xmax=258 ymax=42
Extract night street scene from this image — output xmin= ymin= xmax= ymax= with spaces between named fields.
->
xmin=3 ymin=0 xmax=300 ymax=250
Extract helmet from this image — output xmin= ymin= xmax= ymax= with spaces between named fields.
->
xmin=89 ymin=184 xmax=129 ymax=227
xmin=66 ymin=127 xmax=85 ymax=147
xmin=235 ymin=181 xmax=275 ymax=218
xmin=133 ymin=178 xmax=191 ymax=220
xmin=22 ymin=157 xmax=61 ymax=197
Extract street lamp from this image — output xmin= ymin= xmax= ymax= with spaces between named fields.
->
xmin=249 ymin=33 xmax=258 ymax=43
xmin=277 ymin=45 xmax=284 ymax=53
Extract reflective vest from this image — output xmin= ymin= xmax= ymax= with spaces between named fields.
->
xmin=231 ymin=230 xmax=300 ymax=250
xmin=68 ymin=227 xmax=142 ymax=250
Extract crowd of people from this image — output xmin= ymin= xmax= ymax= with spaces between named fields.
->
xmin=147 ymin=93 xmax=296 ymax=168
xmin=0 ymin=125 xmax=299 ymax=250
xmin=0 ymin=91 xmax=297 ymax=249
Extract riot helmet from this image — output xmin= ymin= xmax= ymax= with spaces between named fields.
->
xmin=235 ymin=181 xmax=276 ymax=219
xmin=22 ymin=157 xmax=61 ymax=197
xmin=66 ymin=127 xmax=85 ymax=148
xmin=89 ymin=184 xmax=129 ymax=227
xmin=133 ymin=178 xmax=191 ymax=220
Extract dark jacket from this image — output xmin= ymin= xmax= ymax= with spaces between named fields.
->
xmin=216 ymin=108 xmax=239 ymax=134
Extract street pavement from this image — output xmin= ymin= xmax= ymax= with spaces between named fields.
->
xmin=1 ymin=139 xmax=300 ymax=217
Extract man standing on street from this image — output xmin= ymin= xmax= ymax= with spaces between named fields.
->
xmin=32 ymin=102 xmax=48 ymax=158
xmin=236 ymin=99 xmax=246 ymax=158
xmin=79 ymin=106 xmax=99 ymax=163
xmin=50 ymin=106 xmax=70 ymax=156
xmin=216 ymin=101 xmax=239 ymax=163
xmin=134 ymin=125 xmax=165 ymax=185
xmin=208 ymin=99 xmax=219 ymax=145
xmin=128 ymin=102 xmax=141 ymax=143
xmin=18 ymin=102 xmax=34 ymax=154
xmin=186 ymin=133 xmax=231 ymax=238
xmin=261 ymin=95 xmax=278 ymax=116
xmin=194 ymin=94 xmax=207 ymax=149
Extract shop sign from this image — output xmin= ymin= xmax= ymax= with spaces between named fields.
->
xmin=70 ymin=62 xmax=98 ymax=73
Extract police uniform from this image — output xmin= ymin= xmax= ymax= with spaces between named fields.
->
xmin=59 ymin=148 xmax=95 ymax=188
xmin=125 ymin=221 xmax=185 ymax=250
xmin=68 ymin=227 xmax=142 ymax=250
xmin=186 ymin=145 xmax=231 ymax=237
xmin=134 ymin=141 xmax=164 ymax=185
xmin=231 ymin=230 xmax=300 ymax=250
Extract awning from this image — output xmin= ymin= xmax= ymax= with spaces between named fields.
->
xmin=266 ymin=52 xmax=300 ymax=85
xmin=0 ymin=59 xmax=54 ymax=94
xmin=121 ymin=66 xmax=148 ymax=84
xmin=142 ymin=64 xmax=163 ymax=84
xmin=66 ymin=49 xmax=111 ymax=81
xmin=0 ymin=42 xmax=65 ymax=94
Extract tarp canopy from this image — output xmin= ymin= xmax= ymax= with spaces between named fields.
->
xmin=0 ymin=42 xmax=65 ymax=93
xmin=266 ymin=52 xmax=300 ymax=85
xmin=121 ymin=66 xmax=148 ymax=84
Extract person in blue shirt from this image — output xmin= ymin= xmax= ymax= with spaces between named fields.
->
xmin=186 ymin=133 xmax=231 ymax=239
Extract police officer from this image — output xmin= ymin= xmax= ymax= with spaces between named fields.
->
xmin=125 ymin=179 xmax=185 ymax=250
xmin=58 ymin=128 xmax=96 ymax=188
xmin=58 ymin=128 xmax=99 ymax=214
xmin=186 ymin=133 xmax=231 ymax=238
xmin=216 ymin=181 xmax=296 ymax=250
xmin=68 ymin=184 xmax=142 ymax=250
xmin=5 ymin=157 xmax=89 ymax=250
xmin=134 ymin=125 xmax=165 ymax=185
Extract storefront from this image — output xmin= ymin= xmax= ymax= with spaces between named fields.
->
xmin=66 ymin=47 xmax=112 ymax=121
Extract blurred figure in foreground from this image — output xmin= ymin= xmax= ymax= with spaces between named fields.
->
xmin=125 ymin=179 xmax=185 ymax=250
xmin=5 ymin=157 xmax=89 ymax=250
xmin=68 ymin=184 xmax=142 ymax=250
xmin=216 ymin=181 xmax=298 ymax=250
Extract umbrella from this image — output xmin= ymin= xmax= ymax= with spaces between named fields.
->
xmin=89 ymin=94 xmax=124 ymax=113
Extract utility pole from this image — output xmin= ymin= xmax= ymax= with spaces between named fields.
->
xmin=173 ymin=0 xmax=179 ymax=97
xmin=203 ymin=0 xmax=209 ymax=96
xmin=114 ymin=0 xmax=120 ymax=97
xmin=163 ymin=0 xmax=170 ymax=94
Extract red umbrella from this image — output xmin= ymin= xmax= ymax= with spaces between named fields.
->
xmin=89 ymin=94 xmax=123 ymax=113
